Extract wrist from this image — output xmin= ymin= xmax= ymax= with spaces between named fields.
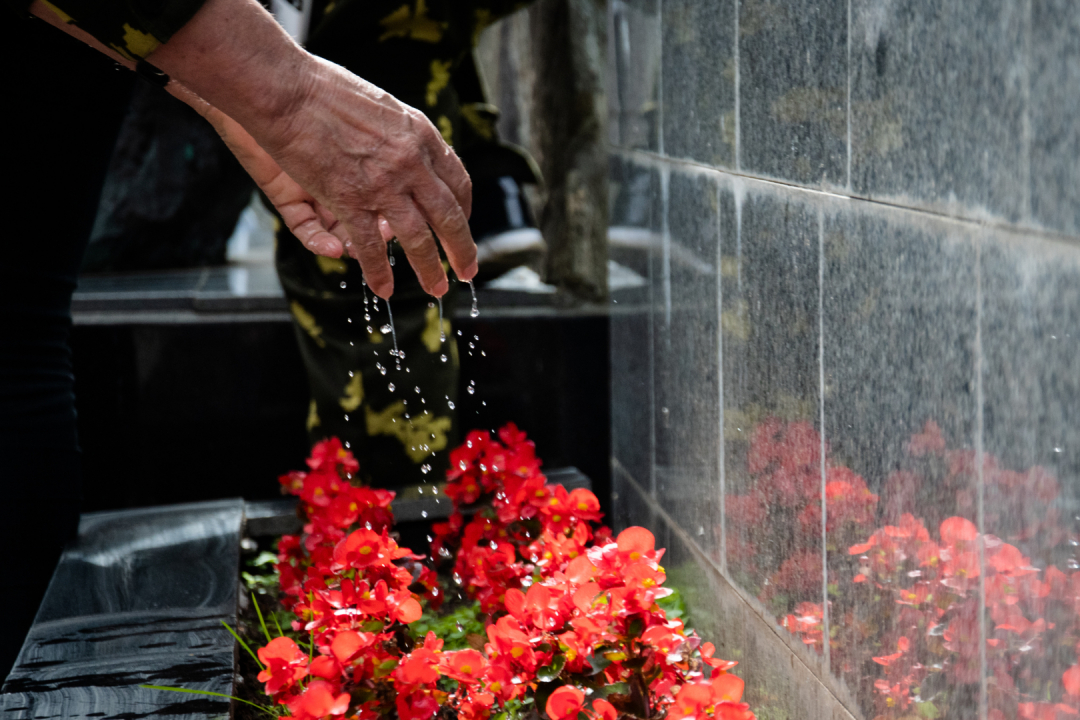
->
xmin=147 ymin=0 xmax=315 ymax=143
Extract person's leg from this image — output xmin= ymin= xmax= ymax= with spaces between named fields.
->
xmin=0 ymin=16 xmax=134 ymax=682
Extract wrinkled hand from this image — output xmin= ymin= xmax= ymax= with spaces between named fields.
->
xmin=169 ymin=83 xmax=349 ymax=257
xmin=257 ymin=58 xmax=476 ymax=298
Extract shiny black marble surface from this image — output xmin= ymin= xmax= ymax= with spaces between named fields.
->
xmin=1 ymin=499 xmax=244 ymax=719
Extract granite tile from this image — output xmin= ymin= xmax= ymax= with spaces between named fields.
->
xmin=610 ymin=156 xmax=661 ymax=493
xmin=721 ymin=186 xmax=824 ymax=638
xmin=610 ymin=0 xmax=662 ymax=151
xmin=821 ymin=205 xmax=979 ymax=712
xmin=980 ymin=233 xmax=1080 ymax=716
xmin=617 ymin=467 xmax=856 ymax=720
xmin=661 ymin=0 xmax=737 ymax=167
xmin=850 ymin=0 xmax=1027 ymax=222
xmin=654 ymin=170 xmax=721 ymax=552
xmin=739 ymin=0 xmax=848 ymax=186
xmin=1029 ymin=0 xmax=1080 ymax=234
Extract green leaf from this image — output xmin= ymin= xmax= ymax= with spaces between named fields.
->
xmin=139 ymin=684 xmax=274 ymax=716
xmin=587 ymin=650 xmax=612 ymax=676
xmin=220 ymin=620 xmax=263 ymax=671
xmin=627 ymin=617 xmax=645 ymax=638
xmin=916 ymin=702 xmax=940 ymax=719
xmin=251 ymin=592 xmax=273 ymax=643
xmin=536 ymin=654 xmax=566 ymax=682
xmin=595 ymin=682 xmax=630 ymax=698
xmin=251 ymin=551 xmax=279 ymax=567
xmin=361 ymin=619 xmax=385 ymax=633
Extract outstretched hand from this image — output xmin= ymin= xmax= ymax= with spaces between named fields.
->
xmin=30 ymin=0 xmax=477 ymax=299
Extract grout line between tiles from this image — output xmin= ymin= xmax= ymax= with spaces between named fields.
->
xmin=817 ymin=207 xmax=830 ymax=671
xmin=975 ymin=240 xmax=988 ymax=720
xmin=612 ymin=148 xmax=1080 ymax=249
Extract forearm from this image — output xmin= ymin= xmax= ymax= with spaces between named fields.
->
xmin=145 ymin=0 xmax=313 ymax=145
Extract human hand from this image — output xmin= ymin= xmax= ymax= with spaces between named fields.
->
xmin=168 ymin=83 xmax=347 ymax=258
xmin=251 ymin=57 xmax=476 ymax=299
xmin=146 ymin=0 xmax=476 ymax=298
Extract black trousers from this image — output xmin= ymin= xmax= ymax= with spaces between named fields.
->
xmin=0 ymin=16 xmax=134 ymax=682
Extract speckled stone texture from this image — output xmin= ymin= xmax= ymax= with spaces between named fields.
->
xmin=608 ymin=0 xmax=1080 ymax=717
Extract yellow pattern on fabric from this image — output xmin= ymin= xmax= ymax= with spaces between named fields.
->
xmin=460 ymin=104 xmax=495 ymax=140
xmin=426 ymin=59 xmax=452 ymax=107
xmin=378 ymin=0 xmax=446 ymax=43
xmin=365 ymin=402 xmax=452 ymax=463
xmin=437 ymin=116 xmax=453 ymax=144
xmin=290 ymin=301 xmax=326 ymax=347
xmin=340 ymin=373 xmax=364 ymax=412
xmin=316 ymin=256 xmax=348 ymax=274
xmin=306 ymin=399 xmax=321 ymax=431
xmin=41 ymin=0 xmax=73 ymax=24
xmin=121 ymin=23 xmax=160 ymax=59
xmin=421 ymin=305 xmax=450 ymax=353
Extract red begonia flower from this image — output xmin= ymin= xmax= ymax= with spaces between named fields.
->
xmin=546 ymin=685 xmax=585 ymax=720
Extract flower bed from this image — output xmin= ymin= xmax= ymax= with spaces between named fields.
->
xmin=242 ymin=425 xmax=755 ymax=720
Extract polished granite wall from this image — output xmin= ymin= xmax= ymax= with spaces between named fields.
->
xmin=608 ymin=1 xmax=1080 ymax=719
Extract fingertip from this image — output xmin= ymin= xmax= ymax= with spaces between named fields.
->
xmin=371 ymin=278 xmax=394 ymax=299
xmin=456 ymin=259 xmax=479 ymax=283
xmin=430 ymin=277 xmax=449 ymax=298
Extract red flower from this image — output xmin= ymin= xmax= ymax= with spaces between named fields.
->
xmin=395 ymin=648 xmax=442 ymax=686
xmin=287 ymin=679 xmax=350 ymax=720
xmin=256 ymin=636 xmax=309 ymax=697
xmin=442 ymin=649 xmax=487 ymax=684
xmin=546 ymin=686 xmax=585 ymax=720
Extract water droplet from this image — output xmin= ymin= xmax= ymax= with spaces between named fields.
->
xmin=468 ymin=280 xmax=479 ymax=317
xmin=458 ymin=460 xmax=467 ymax=470
xmin=457 ymin=330 xmax=463 ymax=336
xmin=340 ymin=281 xmax=347 ymax=289
xmin=421 ymin=464 xmax=431 ymax=474
xmin=414 ymin=386 xmax=421 ymax=394
xmin=377 ymin=363 xmax=386 ymax=375
xmin=348 ymin=371 xmax=355 ymax=377
xmin=364 ymin=313 xmax=371 ymax=322
xmin=389 ymin=255 xmax=395 ymax=266
xmin=381 ymin=324 xmax=392 ymax=334
xmin=1055 ymin=447 xmax=1063 ymax=453
xmin=468 ymin=342 xmax=475 ymax=349
xmin=367 ymin=326 xmax=374 ymax=334
xmin=448 ymin=401 xmax=455 ymax=409
xmin=344 ymin=414 xmax=349 ymax=421
xmin=440 ymin=354 xmax=448 ymax=363
xmin=481 ymin=351 xmax=486 ymax=357
xmin=388 ymin=382 xmax=395 ymax=391
xmin=426 ymin=534 xmax=433 ymax=542
xmin=344 ymin=441 xmax=350 ymax=449
xmin=468 ymin=387 xmax=475 ymax=394
xmin=347 ymin=317 xmax=353 ymax=324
